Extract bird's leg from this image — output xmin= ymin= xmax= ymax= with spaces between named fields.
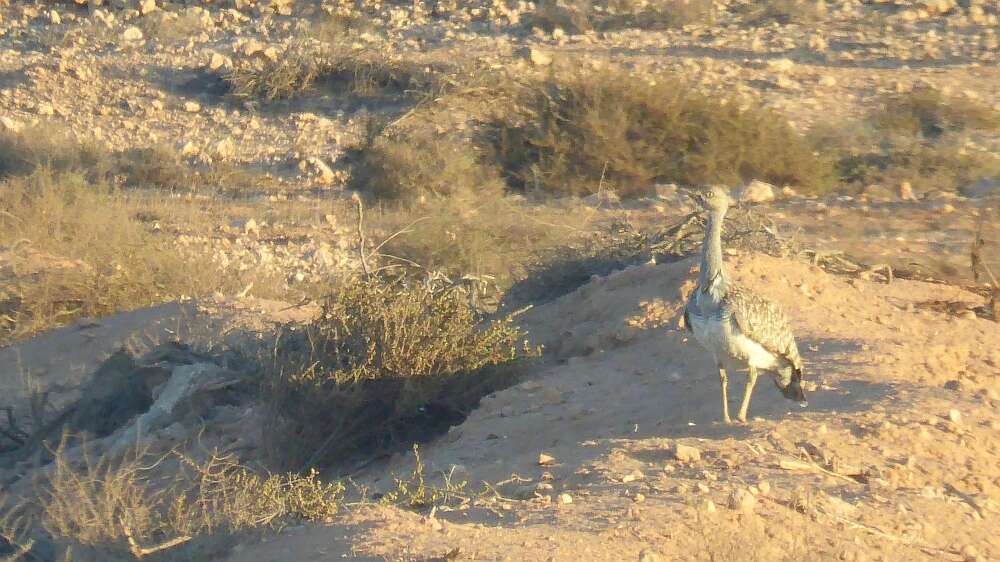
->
xmin=718 ymin=365 xmax=732 ymax=424
xmin=737 ymin=366 xmax=759 ymax=423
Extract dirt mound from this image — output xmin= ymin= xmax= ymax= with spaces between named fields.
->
xmin=319 ymin=252 xmax=999 ymax=562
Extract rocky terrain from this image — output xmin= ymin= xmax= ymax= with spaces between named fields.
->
xmin=0 ymin=0 xmax=999 ymax=561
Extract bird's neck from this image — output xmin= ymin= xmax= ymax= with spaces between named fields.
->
xmin=699 ymin=208 xmax=728 ymax=295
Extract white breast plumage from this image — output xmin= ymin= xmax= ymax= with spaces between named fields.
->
xmin=687 ymin=313 xmax=782 ymax=371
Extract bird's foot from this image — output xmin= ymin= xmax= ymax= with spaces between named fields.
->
xmin=736 ymin=414 xmax=748 ymax=424
xmin=722 ymin=415 xmax=734 ymax=425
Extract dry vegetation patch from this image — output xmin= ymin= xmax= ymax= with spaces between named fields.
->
xmin=263 ymin=278 xmax=539 ymax=470
xmin=495 ymin=65 xmax=834 ymax=197
xmin=225 ymin=40 xmax=439 ymax=102
xmin=826 ymin=88 xmax=1000 ymax=192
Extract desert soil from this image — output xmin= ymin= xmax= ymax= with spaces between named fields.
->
xmin=1 ymin=1 xmax=1000 ymax=561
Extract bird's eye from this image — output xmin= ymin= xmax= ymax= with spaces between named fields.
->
xmin=704 ymin=192 xmax=714 ymax=198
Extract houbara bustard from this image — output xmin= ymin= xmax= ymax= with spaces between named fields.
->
xmin=682 ymin=185 xmax=806 ymax=424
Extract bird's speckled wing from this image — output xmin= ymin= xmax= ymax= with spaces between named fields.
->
xmin=722 ymin=284 xmax=802 ymax=370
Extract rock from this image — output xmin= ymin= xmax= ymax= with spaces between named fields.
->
xmin=767 ymin=58 xmax=795 ymax=73
xmin=675 ymin=444 xmax=701 ymax=462
xmin=209 ymin=52 xmax=231 ymax=71
xmin=527 ymin=47 xmax=553 ymax=67
xmin=818 ymin=75 xmax=837 ymax=87
xmin=729 ymin=488 xmax=757 ymax=514
xmin=0 ymin=117 xmax=22 ymax=132
xmin=962 ymin=177 xmax=999 ymax=198
xmin=122 ymin=26 xmax=143 ymax=42
xmin=948 ymin=409 xmax=962 ymax=424
xmin=538 ymin=453 xmax=556 ymax=466
xmin=50 ymin=10 xmax=61 ymax=24
xmin=180 ymin=141 xmax=199 ymax=157
xmin=557 ymin=493 xmax=573 ymax=504
xmin=639 ymin=550 xmax=664 ymax=562
xmin=184 ymin=101 xmax=201 ymax=113
xmin=899 ymin=181 xmax=916 ymax=200
xmin=139 ymin=0 xmax=158 ymax=14
xmin=740 ymin=180 xmax=776 ymax=203
xmin=300 ymin=157 xmax=336 ymax=184
xmin=214 ymin=138 xmax=237 ymax=160
xmin=704 ymin=499 xmax=717 ymax=513
xmin=757 ymin=481 xmax=771 ymax=496
xmin=37 ymin=103 xmax=55 ymax=116
xmin=243 ymin=218 xmax=259 ymax=235
xmin=781 ymin=186 xmax=798 ymax=198
xmin=621 ymin=469 xmax=644 ymax=483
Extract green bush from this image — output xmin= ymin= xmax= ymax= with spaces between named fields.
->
xmin=496 ymin=65 xmax=834 ymax=197
xmin=263 ymin=278 xmax=538 ymax=470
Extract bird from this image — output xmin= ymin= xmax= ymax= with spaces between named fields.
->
xmin=681 ymin=185 xmax=806 ymax=424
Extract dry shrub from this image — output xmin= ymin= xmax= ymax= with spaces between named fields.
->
xmin=0 ymin=127 xmax=113 ymax=181
xmin=351 ymin=126 xmax=506 ymax=202
xmin=871 ymin=87 xmax=1000 ymax=139
xmin=40 ymin=445 xmax=342 ymax=553
xmin=822 ymin=88 xmax=1000 ymax=192
xmin=0 ymin=127 xmax=214 ymax=192
xmin=530 ymin=0 xmax=715 ymax=32
xmin=0 ymin=171 xmax=224 ymax=344
xmin=264 ymin=278 xmax=538 ymax=470
xmin=496 ymin=65 xmax=833 ymax=197
xmin=226 ymin=41 xmax=436 ymax=102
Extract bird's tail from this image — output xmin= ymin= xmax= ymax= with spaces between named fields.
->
xmin=777 ymin=365 xmax=806 ymax=402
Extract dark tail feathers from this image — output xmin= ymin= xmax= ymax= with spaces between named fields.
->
xmin=779 ymin=366 xmax=806 ymax=402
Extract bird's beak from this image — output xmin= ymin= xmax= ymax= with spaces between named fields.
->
xmin=679 ymin=188 xmax=700 ymax=204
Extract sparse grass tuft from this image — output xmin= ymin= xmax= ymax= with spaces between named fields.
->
xmin=871 ymin=88 xmax=1000 ymax=139
xmin=496 ymin=65 xmax=834 ymax=197
xmin=0 ymin=171 xmax=225 ymax=344
xmin=40 ymin=444 xmax=342 ymax=553
xmin=225 ymin=41 xmax=436 ymax=102
xmin=819 ymin=88 xmax=1000 ymax=193
xmin=0 ymin=127 xmax=114 ymax=181
xmin=263 ymin=277 xmax=539 ymax=470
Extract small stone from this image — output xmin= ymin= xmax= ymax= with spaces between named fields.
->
xmin=729 ymin=488 xmax=757 ymax=514
xmin=527 ymin=47 xmax=553 ymax=67
xmin=948 ymin=409 xmax=962 ymax=424
xmin=639 ymin=550 xmax=664 ymax=562
xmin=139 ymin=0 xmax=158 ymax=14
xmin=674 ymin=443 xmax=702 ymax=462
xmin=558 ymin=493 xmax=573 ymax=504
xmin=621 ymin=469 xmax=644 ymax=483
xmin=818 ymin=75 xmax=837 ymax=87
xmin=50 ymin=10 xmax=61 ymax=24
xmin=209 ymin=52 xmax=230 ymax=71
xmin=180 ymin=141 xmax=199 ymax=157
xmin=696 ymin=482 xmax=710 ymax=494
xmin=899 ymin=181 xmax=916 ymax=201
xmin=758 ymin=481 xmax=771 ymax=496
xmin=740 ymin=180 xmax=776 ymax=203
xmin=243 ymin=218 xmax=259 ymax=235
xmin=632 ymin=493 xmax=645 ymax=503
xmin=704 ymin=499 xmax=717 ymax=513
xmin=214 ymin=138 xmax=237 ymax=160
xmin=184 ymin=101 xmax=201 ymax=113
xmin=122 ymin=26 xmax=144 ymax=42
xmin=538 ymin=453 xmax=556 ymax=466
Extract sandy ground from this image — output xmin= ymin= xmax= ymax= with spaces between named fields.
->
xmin=213 ymin=253 xmax=999 ymax=561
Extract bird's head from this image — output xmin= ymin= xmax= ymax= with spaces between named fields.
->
xmin=684 ymin=185 xmax=734 ymax=214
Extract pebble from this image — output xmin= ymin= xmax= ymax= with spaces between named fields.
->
xmin=538 ymin=453 xmax=557 ymax=466
xmin=557 ymin=493 xmax=573 ymax=504
xmin=674 ymin=444 xmax=702 ymax=463
xmin=729 ymin=488 xmax=758 ymax=514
